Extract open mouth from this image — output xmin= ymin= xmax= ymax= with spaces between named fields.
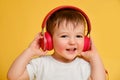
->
xmin=66 ymin=48 xmax=77 ymax=51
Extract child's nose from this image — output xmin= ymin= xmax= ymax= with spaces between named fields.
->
xmin=69 ymin=38 xmax=76 ymax=45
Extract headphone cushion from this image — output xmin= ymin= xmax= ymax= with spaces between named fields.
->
xmin=83 ymin=36 xmax=91 ymax=51
xmin=39 ymin=32 xmax=53 ymax=51
xmin=44 ymin=32 xmax=53 ymax=50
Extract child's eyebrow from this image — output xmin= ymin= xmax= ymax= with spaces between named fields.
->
xmin=77 ymin=32 xmax=84 ymax=34
xmin=75 ymin=32 xmax=84 ymax=36
xmin=56 ymin=32 xmax=68 ymax=35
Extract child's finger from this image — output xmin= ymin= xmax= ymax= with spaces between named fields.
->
xmin=29 ymin=33 xmax=43 ymax=48
xmin=87 ymin=37 xmax=96 ymax=51
xmin=34 ymin=32 xmax=43 ymax=40
xmin=37 ymin=49 xmax=48 ymax=56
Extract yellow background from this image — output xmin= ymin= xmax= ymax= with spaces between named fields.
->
xmin=0 ymin=0 xmax=120 ymax=80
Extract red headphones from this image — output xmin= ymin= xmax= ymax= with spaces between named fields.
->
xmin=40 ymin=6 xmax=91 ymax=51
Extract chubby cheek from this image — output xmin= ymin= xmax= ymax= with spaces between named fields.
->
xmin=53 ymin=39 xmax=66 ymax=53
xmin=78 ymin=41 xmax=84 ymax=52
xmin=53 ymin=39 xmax=84 ymax=53
xmin=75 ymin=39 xmax=84 ymax=53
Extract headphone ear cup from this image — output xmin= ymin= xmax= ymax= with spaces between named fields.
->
xmin=83 ymin=36 xmax=91 ymax=51
xmin=44 ymin=32 xmax=53 ymax=51
xmin=39 ymin=32 xmax=53 ymax=51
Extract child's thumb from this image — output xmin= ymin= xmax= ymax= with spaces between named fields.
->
xmin=81 ymin=51 xmax=87 ymax=57
xmin=80 ymin=51 xmax=90 ymax=62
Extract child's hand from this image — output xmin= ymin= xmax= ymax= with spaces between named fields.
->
xmin=81 ymin=38 xmax=106 ymax=80
xmin=80 ymin=38 xmax=100 ymax=62
xmin=27 ymin=33 xmax=47 ymax=57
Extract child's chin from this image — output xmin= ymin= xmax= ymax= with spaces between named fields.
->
xmin=65 ymin=56 xmax=76 ymax=62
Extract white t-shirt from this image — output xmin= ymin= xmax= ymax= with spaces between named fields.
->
xmin=27 ymin=56 xmax=91 ymax=80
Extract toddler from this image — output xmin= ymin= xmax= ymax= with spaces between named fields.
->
xmin=7 ymin=6 xmax=106 ymax=80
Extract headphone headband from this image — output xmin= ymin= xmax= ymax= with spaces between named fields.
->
xmin=42 ymin=5 xmax=91 ymax=35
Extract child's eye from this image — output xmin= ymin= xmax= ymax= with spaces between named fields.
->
xmin=76 ymin=35 xmax=83 ymax=38
xmin=61 ymin=35 xmax=68 ymax=38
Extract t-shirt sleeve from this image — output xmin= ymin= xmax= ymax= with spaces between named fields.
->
xmin=26 ymin=58 xmax=39 ymax=80
xmin=80 ymin=59 xmax=91 ymax=80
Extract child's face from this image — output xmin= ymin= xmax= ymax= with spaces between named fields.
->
xmin=52 ymin=21 xmax=85 ymax=63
